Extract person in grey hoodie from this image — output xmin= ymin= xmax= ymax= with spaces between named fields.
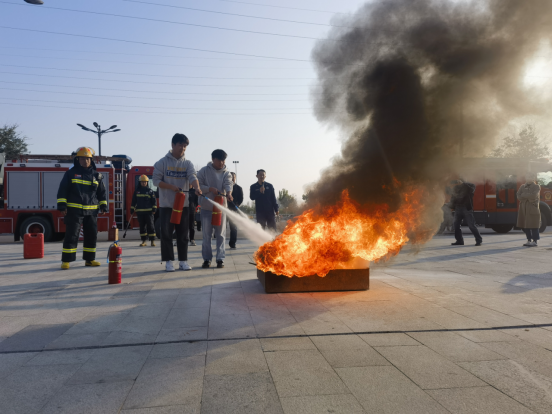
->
xmin=197 ymin=149 xmax=233 ymax=268
xmin=153 ymin=133 xmax=202 ymax=272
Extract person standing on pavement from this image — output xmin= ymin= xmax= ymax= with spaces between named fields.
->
xmin=153 ymin=133 xmax=202 ymax=272
xmin=57 ymin=147 xmax=107 ymax=269
xmin=188 ymin=183 xmax=199 ymax=246
xmin=131 ymin=175 xmax=157 ymax=247
xmin=449 ymin=179 xmax=483 ymax=246
xmin=517 ymin=174 xmax=541 ymax=247
xmin=228 ymin=172 xmax=243 ymax=249
xmin=250 ymin=169 xmax=279 ymax=231
xmin=197 ymin=149 xmax=233 ymax=268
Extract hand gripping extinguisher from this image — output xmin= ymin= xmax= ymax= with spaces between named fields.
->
xmin=170 ymin=190 xmax=186 ymax=224
xmin=211 ymin=194 xmax=224 ymax=226
xmin=107 ymin=242 xmax=122 ymax=284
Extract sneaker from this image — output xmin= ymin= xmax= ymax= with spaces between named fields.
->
xmin=85 ymin=260 xmax=101 ymax=267
xmin=140 ymin=241 xmax=147 ymax=247
xmin=61 ymin=262 xmax=70 ymax=270
xmin=202 ymin=261 xmax=211 ymax=268
xmin=217 ymin=260 xmax=224 ymax=268
xmin=151 ymin=240 xmax=156 ymax=247
xmin=475 ymin=241 xmax=482 ymax=246
xmin=190 ymin=240 xmax=196 ymax=246
xmin=523 ymin=240 xmax=532 ymax=247
xmin=179 ymin=261 xmax=192 ymax=271
xmin=451 ymin=241 xmax=464 ymax=246
xmin=530 ymin=241 xmax=538 ymax=247
xmin=165 ymin=261 xmax=175 ymax=272
xmin=229 ymin=243 xmax=236 ymax=249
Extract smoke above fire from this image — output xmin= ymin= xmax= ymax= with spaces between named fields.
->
xmin=308 ymin=0 xmax=552 ymax=209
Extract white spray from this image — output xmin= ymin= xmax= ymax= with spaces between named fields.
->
xmin=203 ymin=197 xmax=274 ymax=246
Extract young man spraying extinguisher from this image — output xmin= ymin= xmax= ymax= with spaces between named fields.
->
xmin=197 ymin=149 xmax=233 ymax=269
xmin=131 ymin=175 xmax=157 ymax=247
xmin=57 ymin=147 xmax=107 ymax=269
xmin=153 ymin=133 xmax=202 ymax=272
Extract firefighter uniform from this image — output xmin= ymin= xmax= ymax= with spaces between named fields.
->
xmin=131 ymin=176 xmax=157 ymax=245
xmin=57 ymin=147 xmax=107 ymax=266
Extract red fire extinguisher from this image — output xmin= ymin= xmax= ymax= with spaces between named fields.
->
xmin=211 ymin=195 xmax=224 ymax=226
xmin=107 ymin=242 xmax=122 ymax=284
xmin=170 ymin=191 xmax=186 ymax=224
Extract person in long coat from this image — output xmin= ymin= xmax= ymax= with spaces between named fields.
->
xmin=517 ymin=174 xmax=541 ymax=247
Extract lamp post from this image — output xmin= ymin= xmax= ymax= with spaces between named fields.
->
xmin=233 ymin=160 xmax=239 ymax=176
xmin=76 ymin=122 xmax=121 ymax=156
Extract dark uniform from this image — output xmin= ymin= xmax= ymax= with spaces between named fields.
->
xmin=228 ymin=183 xmax=244 ymax=247
xmin=131 ymin=186 xmax=157 ymax=242
xmin=188 ymin=190 xmax=199 ymax=241
xmin=250 ymin=181 xmax=279 ymax=231
xmin=57 ymin=158 xmax=107 ymax=263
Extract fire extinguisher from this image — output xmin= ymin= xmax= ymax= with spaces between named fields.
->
xmin=211 ymin=195 xmax=224 ymax=226
xmin=107 ymin=242 xmax=122 ymax=284
xmin=170 ymin=191 xmax=186 ymax=224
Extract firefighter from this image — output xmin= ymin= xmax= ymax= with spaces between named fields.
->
xmin=131 ymin=175 xmax=157 ymax=247
xmin=57 ymin=147 xmax=107 ymax=269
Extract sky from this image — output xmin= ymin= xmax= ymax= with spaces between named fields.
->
xmin=0 ymin=0 xmax=370 ymax=202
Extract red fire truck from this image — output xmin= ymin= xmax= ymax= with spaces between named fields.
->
xmin=0 ymin=153 xmax=159 ymax=242
xmin=456 ymin=158 xmax=552 ymax=233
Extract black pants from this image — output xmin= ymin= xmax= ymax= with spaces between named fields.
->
xmin=62 ymin=214 xmax=97 ymax=262
xmin=523 ymin=228 xmax=540 ymax=241
xmin=257 ymin=213 xmax=276 ymax=231
xmin=189 ymin=208 xmax=195 ymax=241
xmin=229 ymin=218 xmax=238 ymax=246
xmin=453 ymin=206 xmax=482 ymax=243
xmin=138 ymin=213 xmax=156 ymax=241
xmin=159 ymin=207 xmax=189 ymax=262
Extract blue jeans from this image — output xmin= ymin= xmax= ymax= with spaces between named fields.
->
xmin=523 ymin=228 xmax=540 ymax=241
xmin=201 ymin=210 xmax=226 ymax=262
xmin=453 ymin=206 xmax=482 ymax=243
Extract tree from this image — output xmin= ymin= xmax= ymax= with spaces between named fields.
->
xmin=489 ymin=124 xmax=550 ymax=159
xmin=278 ymin=188 xmax=299 ymax=214
xmin=239 ymin=202 xmax=256 ymax=215
xmin=0 ymin=124 xmax=30 ymax=159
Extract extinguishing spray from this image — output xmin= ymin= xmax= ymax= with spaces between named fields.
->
xmin=107 ymin=242 xmax=122 ymax=284
xmin=211 ymin=195 xmax=224 ymax=226
xmin=170 ymin=191 xmax=186 ymax=224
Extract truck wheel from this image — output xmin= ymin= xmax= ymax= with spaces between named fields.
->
xmin=20 ymin=216 xmax=53 ymax=242
xmin=491 ymin=224 xmax=513 ymax=234
xmin=539 ymin=213 xmax=548 ymax=233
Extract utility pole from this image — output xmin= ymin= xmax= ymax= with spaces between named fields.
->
xmin=76 ymin=123 xmax=121 ymax=156
xmin=233 ymin=160 xmax=239 ymax=177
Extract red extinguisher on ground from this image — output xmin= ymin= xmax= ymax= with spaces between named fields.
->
xmin=107 ymin=242 xmax=122 ymax=284
xmin=211 ymin=194 xmax=224 ymax=226
xmin=170 ymin=190 xmax=186 ymax=224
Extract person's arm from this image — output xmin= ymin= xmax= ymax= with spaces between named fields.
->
xmin=150 ymin=190 xmax=157 ymax=214
xmin=250 ymin=184 xmax=259 ymax=201
xmin=96 ymin=174 xmax=108 ymax=214
xmin=56 ymin=171 xmax=70 ymax=216
xmin=223 ymin=172 xmax=233 ymax=202
xmin=131 ymin=191 xmax=137 ymax=214
xmin=235 ymin=186 xmax=244 ymax=207
xmin=187 ymin=162 xmax=201 ymax=195
xmin=270 ymin=186 xmax=279 ymax=215
xmin=197 ymin=168 xmax=210 ymax=195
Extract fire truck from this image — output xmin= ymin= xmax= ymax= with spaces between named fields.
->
xmin=456 ymin=158 xmax=552 ymax=233
xmin=0 ymin=153 xmax=159 ymax=242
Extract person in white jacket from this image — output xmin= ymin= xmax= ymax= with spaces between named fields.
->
xmin=197 ymin=149 xmax=233 ymax=268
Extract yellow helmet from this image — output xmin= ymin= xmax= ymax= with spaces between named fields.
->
xmin=75 ymin=147 xmax=95 ymax=158
xmin=139 ymin=174 xmax=149 ymax=182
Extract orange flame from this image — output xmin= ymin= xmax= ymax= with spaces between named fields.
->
xmin=254 ymin=187 xmax=436 ymax=277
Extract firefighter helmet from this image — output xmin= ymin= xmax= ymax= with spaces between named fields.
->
xmin=139 ymin=175 xmax=149 ymax=182
xmin=75 ymin=147 xmax=95 ymax=158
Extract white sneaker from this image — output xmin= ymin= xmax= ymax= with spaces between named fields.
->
xmin=530 ymin=241 xmax=538 ymax=247
xmin=523 ymin=241 xmax=532 ymax=247
xmin=165 ymin=261 xmax=175 ymax=272
xmin=179 ymin=261 xmax=192 ymax=271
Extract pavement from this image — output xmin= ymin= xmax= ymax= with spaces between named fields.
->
xmin=0 ymin=227 xmax=551 ymax=413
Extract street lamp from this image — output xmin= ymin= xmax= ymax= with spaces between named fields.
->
xmin=76 ymin=122 xmax=121 ymax=156
xmin=233 ymin=160 xmax=239 ymax=176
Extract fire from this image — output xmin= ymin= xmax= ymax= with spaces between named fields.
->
xmin=254 ymin=187 xmax=436 ymax=277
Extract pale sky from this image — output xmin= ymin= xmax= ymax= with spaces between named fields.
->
xmin=0 ymin=0 xmax=369 ymax=202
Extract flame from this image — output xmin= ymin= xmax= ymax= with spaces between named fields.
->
xmin=254 ymin=187 xmax=436 ymax=277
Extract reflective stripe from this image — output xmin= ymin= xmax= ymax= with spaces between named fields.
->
xmin=62 ymin=248 xmax=77 ymax=253
xmin=140 ymin=233 xmax=147 ymax=236
xmin=71 ymin=179 xmax=93 ymax=185
xmin=136 ymin=208 xmax=152 ymax=212
xmin=99 ymin=200 xmax=107 ymax=205
xmin=57 ymin=198 xmax=67 ymax=203
xmin=136 ymin=194 xmax=152 ymax=197
xmin=148 ymin=233 xmax=156 ymax=236
xmin=173 ymin=209 xmax=182 ymax=213
xmin=67 ymin=203 xmax=99 ymax=210
xmin=83 ymin=247 xmax=96 ymax=252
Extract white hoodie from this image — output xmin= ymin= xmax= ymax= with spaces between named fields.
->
xmin=152 ymin=151 xmax=197 ymax=208
xmin=197 ymin=162 xmax=233 ymax=211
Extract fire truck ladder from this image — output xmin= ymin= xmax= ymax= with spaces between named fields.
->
xmin=113 ymin=161 xmax=126 ymax=230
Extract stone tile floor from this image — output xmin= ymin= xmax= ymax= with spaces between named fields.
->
xmin=0 ymin=228 xmax=551 ymax=413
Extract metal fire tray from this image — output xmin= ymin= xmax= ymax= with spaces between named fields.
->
xmin=257 ymin=268 xmax=370 ymax=293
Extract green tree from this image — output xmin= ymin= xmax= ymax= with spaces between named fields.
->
xmin=239 ymin=202 xmax=256 ymax=215
xmin=489 ymin=125 xmax=549 ymax=159
xmin=0 ymin=124 xmax=30 ymax=159
xmin=278 ymin=188 xmax=298 ymax=214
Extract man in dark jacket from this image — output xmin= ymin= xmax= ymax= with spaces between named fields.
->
xmin=228 ymin=172 xmax=244 ymax=248
xmin=449 ymin=179 xmax=482 ymax=246
xmin=57 ymin=147 xmax=107 ymax=269
xmin=131 ymin=175 xmax=157 ymax=247
xmin=250 ymin=169 xmax=279 ymax=231
xmin=188 ymin=183 xmax=199 ymax=246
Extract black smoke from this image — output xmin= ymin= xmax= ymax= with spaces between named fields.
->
xmin=308 ymin=0 xmax=552 ymax=210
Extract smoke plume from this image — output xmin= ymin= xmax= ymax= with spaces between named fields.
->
xmin=308 ymin=0 xmax=552 ymax=210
